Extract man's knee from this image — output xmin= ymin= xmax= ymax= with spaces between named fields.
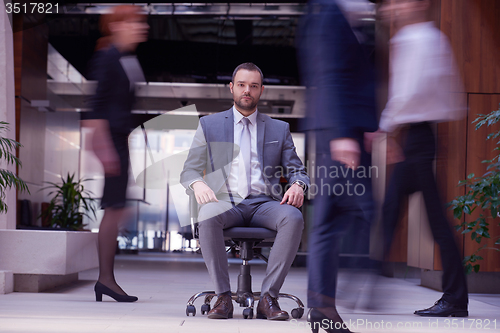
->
xmin=198 ymin=202 xmax=231 ymax=224
xmin=278 ymin=206 xmax=304 ymax=232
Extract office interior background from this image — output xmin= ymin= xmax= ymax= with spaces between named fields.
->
xmin=0 ymin=0 xmax=499 ymax=295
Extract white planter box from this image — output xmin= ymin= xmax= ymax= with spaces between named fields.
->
xmin=0 ymin=230 xmax=98 ymax=292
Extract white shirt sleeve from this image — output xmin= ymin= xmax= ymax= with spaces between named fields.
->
xmin=379 ymin=23 xmax=465 ymax=133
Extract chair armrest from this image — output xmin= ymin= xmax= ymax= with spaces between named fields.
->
xmin=186 ymin=189 xmax=199 ymax=239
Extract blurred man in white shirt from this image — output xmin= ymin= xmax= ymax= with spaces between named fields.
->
xmin=366 ymin=0 xmax=469 ymax=318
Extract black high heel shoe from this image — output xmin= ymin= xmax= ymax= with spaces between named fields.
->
xmin=94 ymin=281 xmax=138 ymax=302
xmin=307 ymin=308 xmax=353 ymax=333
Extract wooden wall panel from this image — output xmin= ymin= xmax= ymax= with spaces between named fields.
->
xmin=435 ymin=0 xmax=500 ymax=273
xmin=464 ymin=94 xmax=500 ymax=272
xmin=380 ymin=0 xmax=500 ymax=272
xmin=19 ymin=16 xmax=48 ymax=102
xmin=440 ymin=0 xmax=500 ymax=94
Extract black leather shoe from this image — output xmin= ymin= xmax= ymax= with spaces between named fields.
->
xmin=94 ymin=281 xmax=138 ymax=302
xmin=414 ymin=298 xmax=468 ymax=317
xmin=256 ymin=293 xmax=289 ymax=320
xmin=307 ymin=308 xmax=353 ymax=333
xmin=207 ymin=294 xmax=233 ymax=319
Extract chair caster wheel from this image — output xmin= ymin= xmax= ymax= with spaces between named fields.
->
xmin=186 ymin=305 xmax=196 ymax=316
xmin=291 ymin=307 xmax=304 ymax=319
xmin=201 ymin=303 xmax=211 ymax=315
xmin=243 ymin=308 xmax=254 ymax=319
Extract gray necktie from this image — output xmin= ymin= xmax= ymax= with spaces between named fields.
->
xmin=239 ymin=117 xmax=252 ymax=198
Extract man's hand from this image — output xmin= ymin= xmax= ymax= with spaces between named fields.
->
xmin=330 ymin=138 xmax=360 ymax=169
xmin=280 ymin=183 xmax=304 ymax=208
xmin=364 ymin=130 xmax=404 ymax=164
xmin=364 ymin=131 xmax=380 ymax=153
xmin=386 ymin=136 xmax=404 ymax=164
xmin=192 ymin=181 xmax=218 ymax=205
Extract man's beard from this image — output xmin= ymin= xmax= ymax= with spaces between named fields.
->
xmin=234 ymin=95 xmax=258 ymax=111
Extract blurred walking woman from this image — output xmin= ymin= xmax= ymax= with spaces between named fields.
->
xmin=82 ymin=5 xmax=148 ymax=302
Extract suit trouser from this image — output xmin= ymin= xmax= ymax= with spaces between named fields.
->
xmin=383 ymin=122 xmax=468 ymax=306
xmin=308 ymin=158 xmax=364 ymax=308
xmin=198 ymin=194 xmax=304 ymax=297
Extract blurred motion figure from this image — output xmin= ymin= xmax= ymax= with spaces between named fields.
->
xmin=297 ymin=0 xmax=378 ymax=331
xmin=82 ymin=5 xmax=148 ymax=303
xmin=365 ymin=0 xmax=468 ymax=317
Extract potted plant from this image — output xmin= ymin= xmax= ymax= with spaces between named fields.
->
xmin=449 ymin=105 xmax=500 ymax=274
xmin=0 ymin=121 xmax=29 ymax=213
xmin=39 ymin=173 xmax=97 ymax=231
xmin=0 ymin=127 xmax=99 ymax=291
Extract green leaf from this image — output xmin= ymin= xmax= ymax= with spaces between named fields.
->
xmin=473 ymin=265 xmax=480 ymax=273
xmin=37 ymin=173 xmax=97 ymax=228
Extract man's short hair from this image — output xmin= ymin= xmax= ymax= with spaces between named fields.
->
xmin=232 ymin=63 xmax=264 ymax=85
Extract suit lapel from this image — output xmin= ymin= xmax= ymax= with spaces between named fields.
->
xmin=257 ymin=112 xmax=265 ymax=169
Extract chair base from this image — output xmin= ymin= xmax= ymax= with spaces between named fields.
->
xmin=185 ymin=228 xmax=304 ymax=319
xmin=186 ymin=290 xmax=305 ymax=319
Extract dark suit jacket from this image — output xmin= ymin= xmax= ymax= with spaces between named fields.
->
xmin=85 ymin=45 xmax=137 ymax=136
xmin=180 ymin=109 xmax=310 ymax=200
xmin=297 ymin=0 xmax=378 ymax=153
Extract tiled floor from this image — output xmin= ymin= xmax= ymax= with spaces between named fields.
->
xmin=0 ymin=253 xmax=499 ymax=333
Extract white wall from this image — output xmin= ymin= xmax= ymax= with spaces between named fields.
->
xmin=0 ymin=2 xmax=17 ymax=230
xmin=18 ymin=111 xmax=81 ymax=226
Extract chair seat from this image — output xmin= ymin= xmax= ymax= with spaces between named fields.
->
xmin=223 ymin=227 xmax=276 ymax=240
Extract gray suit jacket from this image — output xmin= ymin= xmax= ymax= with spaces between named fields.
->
xmin=180 ymin=109 xmax=310 ymax=200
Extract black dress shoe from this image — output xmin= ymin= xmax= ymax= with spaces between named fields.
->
xmin=207 ymin=294 xmax=233 ymax=319
xmin=256 ymin=293 xmax=289 ymax=320
xmin=414 ymin=298 xmax=468 ymax=317
xmin=307 ymin=308 xmax=353 ymax=333
xmin=94 ymin=281 xmax=138 ymax=302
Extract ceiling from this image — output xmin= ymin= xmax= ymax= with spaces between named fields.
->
xmin=37 ymin=2 xmax=374 ymax=119
xmin=47 ymin=3 xmax=306 ymax=85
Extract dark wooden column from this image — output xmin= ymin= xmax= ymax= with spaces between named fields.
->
xmin=436 ymin=0 xmax=500 ymax=274
xmin=13 ymin=12 xmax=48 ymax=226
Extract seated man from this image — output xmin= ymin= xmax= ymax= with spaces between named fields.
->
xmin=180 ymin=62 xmax=310 ymax=320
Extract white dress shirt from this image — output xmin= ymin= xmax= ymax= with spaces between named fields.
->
xmin=379 ymin=22 xmax=465 ymax=133
xmin=224 ymin=107 xmax=268 ymax=197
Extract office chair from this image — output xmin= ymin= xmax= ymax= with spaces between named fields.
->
xmin=185 ymin=190 xmax=305 ymax=319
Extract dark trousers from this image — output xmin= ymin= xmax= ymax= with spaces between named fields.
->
xmin=383 ymin=122 xmax=468 ymax=306
xmin=308 ymin=157 xmax=364 ymax=308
